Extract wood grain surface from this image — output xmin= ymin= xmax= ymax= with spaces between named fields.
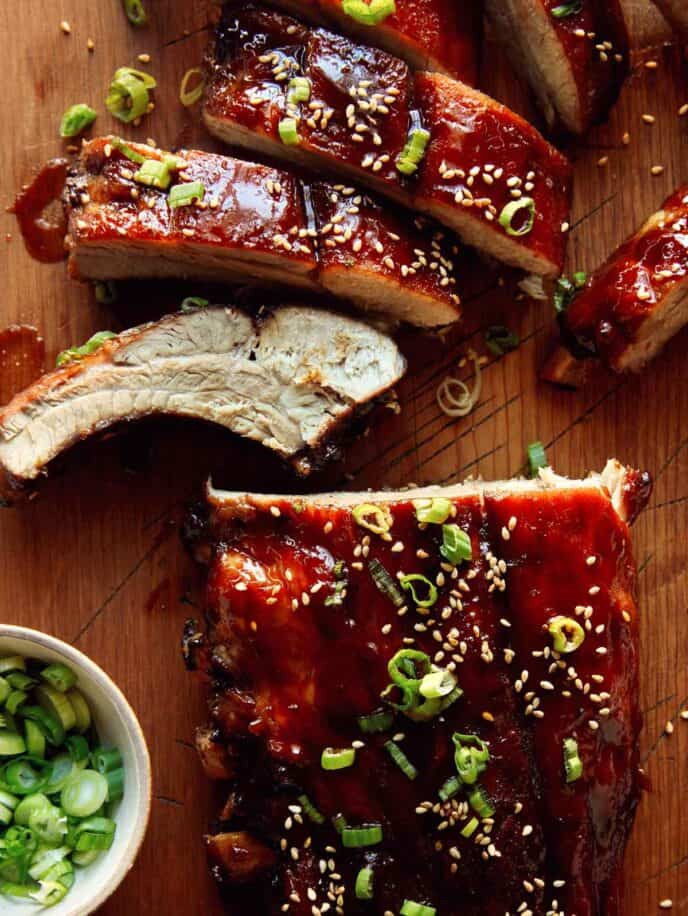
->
xmin=0 ymin=2 xmax=687 ymax=913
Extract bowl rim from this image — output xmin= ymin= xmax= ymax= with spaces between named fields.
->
xmin=0 ymin=624 xmax=152 ymax=915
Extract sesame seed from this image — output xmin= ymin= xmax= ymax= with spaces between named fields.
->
xmin=597 ymin=156 xmax=609 ymax=168
xmin=651 ymin=165 xmax=665 ymax=176
xmin=659 ymin=901 xmax=673 ymax=910
xmin=522 ymin=824 xmax=533 ymax=837
xmin=641 ymin=114 xmax=656 ymax=125
xmin=60 ymin=20 xmax=71 ymax=33
xmin=665 ymin=721 xmax=674 ymax=735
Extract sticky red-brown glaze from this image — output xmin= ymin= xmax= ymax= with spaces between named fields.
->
xmin=187 ymin=477 xmax=645 ymax=915
xmin=270 ymin=0 xmax=482 ymax=82
xmin=11 ymin=159 xmax=69 ymax=263
xmin=562 ymin=185 xmax=688 ymax=369
xmin=484 ymin=488 xmax=642 ymax=916
xmin=204 ymin=5 xmax=573 ymax=276
xmin=651 ymin=0 xmax=688 ymax=41
xmin=540 ymin=0 xmax=629 ymax=130
xmin=63 ymin=138 xmax=461 ymax=323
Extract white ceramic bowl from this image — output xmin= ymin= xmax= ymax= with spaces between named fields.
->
xmin=0 ymin=625 xmax=151 ymax=916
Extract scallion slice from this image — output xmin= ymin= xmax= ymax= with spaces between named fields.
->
xmin=181 ymin=296 xmax=210 ymax=312
xmin=358 ymin=708 xmax=394 ymax=734
xmin=460 ymin=816 xmax=479 ymax=838
xmin=133 ymin=158 xmax=171 ymax=190
xmin=73 ymin=816 xmax=116 ymax=852
xmin=551 ymin=0 xmax=583 ymax=16
xmin=368 ymin=559 xmax=405 ymax=607
xmin=180 ymin=68 xmax=204 ymax=107
xmin=527 ymin=440 xmax=547 ymax=477
xmin=352 ymin=503 xmax=393 ymax=540
xmin=65 ymin=689 xmax=91 ymax=733
xmin=467 ymin=783 xmax=495 ymax=818
xmin=453 ymin=733 xmax=490 ymax=786
xmin=384 ymin=740 xmax=418 ymax=780
xmin=169 ymin=181 xmax=205 ymax=208
xmin=548 ymin=615 xmax=585 ymax=654
xmin=396 ymin=127 xmax=430 ymax=176
xmin=388 ymin=649 xmax=431 ymax=688
xmin=0 ymin=731 xmax=26 ymax=758
xmin=60 ymin=770 xmax=108 ymax=818
xmin=59 ymin=104 xmax=97 ymax=139
xmin=563 ymin=737 xmax=583 ymax=783
xmin=342 ymin=0 xmax=396 ymax=25
xmin=401 ymin=901 xmax=436 ymax=916
xmin=419 ymin=669 xmax=456 ymax=700
xmin=499 ymin=197 xmax=535 ymax=237
xmin=440 ymin=524 xmax=472 ymax=565
xmin=0 ymin=657 xmax=27 ymax=675
xmin=278 ymin=117 xmax=300 ymax=146
xmin=41 ymin=664 xmax=77 ymax=694
xmin=413 ymin=497 xmax=452 ymax=525
xmin=341 ymin=824 xmax=383 ymax=848
xmin=122 ymin=0 xmax=148 ymax=26
xmin=399 ymin=574 xmax=437 ymax=608
xmin=287 ymin=76 xmax=311 ymax=105
xmin=56 ymin=331 xmax=117 ymax=368
xmin=106 ymin=67 xmax=156 ymax=124
xmin=485 ymin=325 xmax=520 ymax=357
xmin=321 ymin=747 xmax=356 ymax=771
xmin=355 ymin=865 xmax=374 ymax=900
xmin=34 ymin=686 xmax=76 ymax=734
xmin=438 ymin=775 xmax=462 ymax=802
xmin=298 ymin=794 xmax=326 ymax=825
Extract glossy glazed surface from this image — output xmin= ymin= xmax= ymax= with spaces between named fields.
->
xmin=563 ymin=186 xmax=688 ymax=369
xmin=187 ymin=478 xmax=646 ymax=915
xmin=63 ymin=138 xmax=461 ymax=325
xmin=204 ymin=5 xmax=572 ymax=275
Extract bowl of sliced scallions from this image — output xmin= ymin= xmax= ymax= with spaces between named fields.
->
xmin=0 ymin=626 xmax=151 ymax=913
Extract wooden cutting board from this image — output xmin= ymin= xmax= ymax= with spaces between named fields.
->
xmin=0 ymin=2 xmax=686 ymax=913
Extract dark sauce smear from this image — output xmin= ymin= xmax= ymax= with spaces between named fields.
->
xmin=10 ymin=159 xmax=68 ymax=263
xmin=0 ymin=326 xmax=46 ymax=406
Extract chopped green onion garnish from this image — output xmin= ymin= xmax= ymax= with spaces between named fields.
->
xmin=548 ymin=615 xmax=585 ymax=654
xmin=57 ymin=331 xmax=117 ymax=368
xmin=419 ymin=669 xmax=457 ymax=700
xmin=91 ymin=746 xmax=123 ymax=774
xmin=169 ymin=181 xmax=205 ymax=208
xmin=133 ymin=158 xmax=171 ymax=190
xmin=438 ymin=775 xmax=462 ymax=802
xmin=396 ymin=127 xmax=430 ymax=176
xmin=413 ymin=497 xmax=452 ymax=525
xmin=553 ymin=273 xmax=587 ymax=314
xmin=61 ymin=770 xmax=108 ymax=818
xmin=0 ymin=658 xmax=26 ymax=675
xmin=41 ymin=664 xmax=77 ymax=694
xmin=499 ymin=197 xmax=535 ymax=237
xmin=324 ymin=559 xmax=349 ymax=607
xmin=388 ymin=649 xmax=431 ymax=688
xmin=180 ymin=68 xmax=204 ymax=107
xmin=352 ymin=503 xmax=393 ymax=540
xmin=321 ymin=747 xmax=356 ymax=771
xmin=401 ymin=901 xmax=437 ymax=916
xmin=181 ymin=296 xmax=210 ymax=312
xmin=106 ymin=67 xmax=156 ymax=124
xmin=59 ymin=104 xmax=97 ymax=139
xmin=467 ymin=783 xmax=495 ymax=818
xmin=368 ymin=558 xmax=405 ymax=607
xmin=384 ymin=740 xmax=418 ymax=780
xmin=34 ymin=685 xmax=76 ymax=734
xmin=66 ymin=689 xmax=91 ymax=733
xmin=527 ymin=440 xmax=547 ymax=477
xmin=399 ymin=574 xmax=437 ymax=608
xmin=341 ymin=824 xmax=383 ymax=848
xmin=551 ymin=0 xmax=583 ymax=16
xmin=122 ymin=0 xmax=148 ymax=26
xmin=298 ymin=794 xmax=326 ymax=825
xmin=278 ymin=117 xmax=300 ymax=146
xmin=0 ymin=731 xmax=26 ymax=757
xmin=73 ymin=816 xmax=116 ymax=852
xmin=110 ymin=137 xmax=146 ymax=165
xmin=342 ymin=0 xmax=396 ymax=25
xmin=460 ymin=816 xmax=479 ymax=838
xmin=563 ymin=737 xmax=583 ymax=783
xmin=358 ymin=708 xmax=395 ymax=734
xmin=287 ymin=76 xmax=311 ymax=105
xmin=440 ymin=524 xmax=472 ymax=565
xmin=332 ymin=812 xmax=347 ymax=833
xmin=355 ymin=866 xmax=374 ymax=900
xmin=453 ymin=733 xmax=490 ymax=786
xmin=485 ymin=325 xmax=520 ymax=357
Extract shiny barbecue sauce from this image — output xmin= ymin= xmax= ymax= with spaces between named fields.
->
xmin=10 ymin=159 xmax=68 ymax=263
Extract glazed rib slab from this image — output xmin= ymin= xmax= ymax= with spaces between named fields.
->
xmin=203 ymin=5 xmax=572 ymax=277
xmin=65 ymin=138 xmax=461 ymax=328
xmin=186 ymin=461 xmax=650 ymax=916
xmin=484 ymin=0 xmax=629 ymax=135
xmin=651 ymin=0 xmax=688 ymax=39
xmin=263 ymin=0 xmax=483 ymax=82
xmin=543 ymin=185 xmax=688 ymax=385
xmin=0 ymin=305 xmax=405 ymax=502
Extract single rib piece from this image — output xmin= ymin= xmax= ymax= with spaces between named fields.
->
xmin=203 ymin=5 xmax=572 ymax=277
xmin=0 ymin=305 xmax=405 ymax=501
xmin=64 ymin=138 xmax=461 ymax=328
xmin=184 ymin=460 xmax=650 ymax=915
xmin=263 ymin=0 xmax=483 ymax=81
xmin=651 ymin=0 xmax=688 ymax=40
xmin=543 ymin=185 xmax=688 ymax=385
xmin=484 ymin=0 xmax=629 ymax=135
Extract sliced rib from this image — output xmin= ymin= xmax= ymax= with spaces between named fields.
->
xmin=64 ymin=138 xmax=461 ymax=328
xmin=484 ymin=0 xmax=629 ymax=135
xmin=185 ymin=460 xmax=649 ymax=915
xmin=543 ymin=185 xmax=688 ymax=385
xmin=0 ymin=305 xmax=406 ymax=501
xmin=203 ymin=5 xmax=572 ymax=277
xmin=262 ymin=0 xmax=483 ymax=81
xmin=651 ymin=0 xmax=688 ymax=40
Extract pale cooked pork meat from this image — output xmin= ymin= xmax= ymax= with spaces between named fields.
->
xmin=543 ymin=185 xmax=688 ymax=385
xmin=64 ymin=138 xmax=462 ymax=328
xmin=262 ymin=0 xmax=483 ymax=81
xmin=185 ymin=460 xmax=650 ymax=915
xmin=203 ymin=5 xmax=573 ymax=277
xmin=0 ymin=305 xmax=405 ymax=502
xmin=484 ymin=0 xmax=629 ymax=135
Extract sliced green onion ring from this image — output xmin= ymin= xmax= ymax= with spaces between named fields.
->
xmin=133 ymin=159 xmax=171 ymax=190
xmin=440 ymin=524 xmax=472 ymax=565
xmin=57 ymin=331 xmax=117 ymax=368
xmin=341 ymin=824 xmax=383 ymax=848
xmin=563 ymin=737 xmax=583 ymax=783
xmin=298 ymin=794 xmax=326 ymax=825
xmin=40 ymin=664 xmax=77 ymax=694
xmin=388 ymin=649 xmax=431 ymax=688
xmin=59 ymin=104 xmax=97 ymax=139
xmin=321 ymin=747 xmax=356 ymax=771
xmin=485 ymin=325 xmax=520 ymax=357
xmin=419 ymin=669 xmax=457 ymax=700
xmin=396 ymin=127 xmax=430 ymax=176
xmin=287 ymin=76 xmax=311 ymax=105
xmin=400 ymin=901 xmax=437 ymax=916
xmin=169 ymin=181 xmax=205 ymax=208
xmin=548 ymin=615 xmax=585 ymax=654
xmin=527 ymin=440 xmax=547 ymax=477
xmin=438 ymin=775 xmax=462 ymax=802
xmin=180 ymin=68 xmax=204 ymax=107
xmin=106 ymin=67 xmax=156 ymax=124
xmin=467 ymin=783 xmax=495 ymax=818
xmin=499 ymin=197 xmax=536 ymax=237
xmin=352 ymin=503 xmax=393 ymax=540
xmin=368 ymin=558 xmax=404 ymax=607
xmin=399 ymin=574 xmax=437 ymax=608
xmin=278 ymin=117 xmax=300 ymax=146
xmin=452 ymin=733 xmax=490 ymax=786
xmin=60 ymin=770 xmax=109 ymax=818
xmin=551 ymin=0 xmax=583 ymax=16
xmin=122 ymin=0 xmax=148 ymax=26
xmin=342 ymin=0 xmax=396 ymax=25
xmin=355 ymin=865 xmax=374 ymax=900
xmin=460 ymin=816 xmax=479 ymax=838
xmin=413 ymin=497 xmax=452 ymax=525
xmin=358 ymin=708 xmax=395 ymax=734
xmin=181 ymin=296 xmax=210 ymax=313
xmin=384 ymin=740 xmax=418 ymax=780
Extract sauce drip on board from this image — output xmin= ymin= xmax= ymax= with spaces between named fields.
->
xmin=10 ymin=159 xmax=69 ymax=263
